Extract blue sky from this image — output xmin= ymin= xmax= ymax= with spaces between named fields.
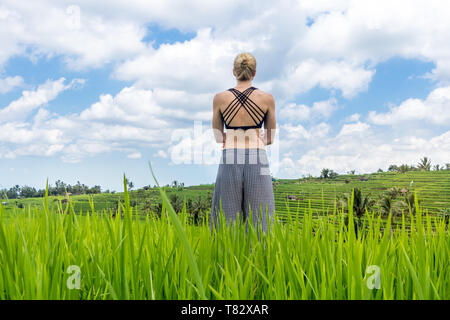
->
xmin=0 ymin=1 xmax=449 ymax=192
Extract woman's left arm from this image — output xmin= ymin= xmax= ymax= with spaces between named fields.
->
xmin=212 ymin=93 xmax=225 ymax=147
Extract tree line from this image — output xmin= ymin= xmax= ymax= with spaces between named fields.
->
xmin=1 ymin=180 xmax=103 ymax=200
xmin=317 ymin=157 xmax=449 ymax=180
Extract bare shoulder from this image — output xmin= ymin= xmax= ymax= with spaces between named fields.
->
xmin=214 ymin=90 xmax=231 ymax=99
xmin=213 ymin=90 xmax=230 ymax=105
xmin=255 ymin=88 xmax=275 ymax=106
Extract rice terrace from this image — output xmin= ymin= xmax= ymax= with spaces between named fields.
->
xmin=1 ymin=1 xmax=450 ymax=306
xmin=0 ymin=159 xmax=449 ymax=300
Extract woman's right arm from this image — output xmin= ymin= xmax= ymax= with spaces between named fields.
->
xmin=263 ymin=94 xmax=276 ymax=145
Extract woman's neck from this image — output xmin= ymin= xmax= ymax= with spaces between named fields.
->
xmin=235 ymin=80 xmax=252 ymax=90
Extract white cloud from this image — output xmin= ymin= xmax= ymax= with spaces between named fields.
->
xmin=11 ymin=143 xmax=65 ymax=158
xmin=2 ymin=0 xmax=450 ymax=86
xmin=59 ymin=140 xmax=114 ymax=163
xmin=344 ymin=113 xmax=361 ymax=122
xmin=79 ymin=87 xmax=169 ymax=128
xmin=278 ymin=127 xmax=450 ymax=177
xmin=275 ymin=84 xmax=450 ymax=177
xmin=154 ymin=150 xmax=168 ymax=159
xmin=0 ymin=121 xmax=64 ymax=144
xmin=0 ymin=77 xmax=84 ymax=123
xmin=298 ymin=0 xmax=351 ymax=16
xmin=337 ymin=121 xmax=371 ymax=137
xmin=297 ymin=0 xmax=450 ymax=83
xmin=79 ymin=85 xmax=212 ymax=129
xmin=278 ymin=122 xmax=331 ymax=154
xmin=0 ymin=83 xmax=176 ymax=161
xmin=280 ymin=103 xmax=311 ymax=122
xmin=280 ymin=98 xmax=338 ymax=122
xmin=60 ymin=0 xmax=276 ymax=32
xmin=127 ymin=152 xmax=142 ymax=159
xmin=4 ymin=0 xmax=450 ymax=101
xmin=113 ymin=28 xmax=250 ymax=93
xmin=0 ymin=1 xmax=147 ymax=70
xmin=368 ymin=86 xmax=450 ymax=126
xmin=282 ymin=122 xmax=331 ymax=142
xmin=273 ymin=59 xmax=375 ymax=99
xmin=0 ymin=75 xmax=23 ymax=93
xmin=276 ymin=115 xmax=450 ymax=177
xmin=282 ymin=124 xmax=310 ymax=141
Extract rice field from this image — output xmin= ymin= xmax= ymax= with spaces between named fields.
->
xmin=3 ymin=171 xmax=448 ymax=223
xmin=0 ymin=173 xmax=448 ymax=300
xmin=274 ymin=170 xmax=450 ymax=218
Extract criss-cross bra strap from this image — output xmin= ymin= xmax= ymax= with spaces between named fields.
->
xmin=222 ymin=87 xmax=254 ymax=123
xmin=229 ymin=88 xmax=265 ymax=125
xmin=221 ymin=87 xmax=266 ymax=127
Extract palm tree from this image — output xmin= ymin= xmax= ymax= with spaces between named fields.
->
xmin=151 ymin=202 xmax=163 ymax=217
xmin=127 ymin=180 xmax=134 ymax=190
xmin=169 ymin=193 xmax=184 ymax=213
xmin=191 ymin=196 xmax=207 ymax=225
xmin=337 ymin=188 xmax=375 ymax=236
xmin=399 ymin=164 xmax=413 ymax=173
xmin=352 ymin=188 xmax=376 ymax=218
xmin=377 ymin=195 xmax=405 ymax=218
xmin=329 ymin=170 xmax=338 ymax=179
xmin=433 ymin=164 xmax=441 ymax=171
xmin=401 ymin=193 xmax=423 ymax=216
xmin=417 ymin=157 xmax=432 ymax=171
xmin=337 ymin=188 xmax=376 ymax=218
xmin=386 ymin=186 xmax=401 ymax=199
xmin=439 ymin=208 xmax=450 ymax=225
xmin=378 ymin=196 xmax=393 ymax=218
xmin=388 ymin=164 xmax=399 ymax=172
xmin=320 ymin=168 xmax=330 ymax=179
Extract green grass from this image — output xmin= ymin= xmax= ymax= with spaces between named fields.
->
xmin=0 ymin=172 xmax=448 ymax=300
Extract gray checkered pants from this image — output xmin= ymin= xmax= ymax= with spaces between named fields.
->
xmin=210 ymin=148 xmax=275 ymax=235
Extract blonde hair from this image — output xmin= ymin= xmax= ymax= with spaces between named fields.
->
xmin=233 ymin=52 xmax=256 ymax=81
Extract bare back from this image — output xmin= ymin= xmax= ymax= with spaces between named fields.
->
xmin=212 ymin=86 xmax=276 ymax=149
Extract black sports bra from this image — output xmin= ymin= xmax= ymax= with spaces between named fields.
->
xmin=220 ymin=86 xmax=267 ymax=130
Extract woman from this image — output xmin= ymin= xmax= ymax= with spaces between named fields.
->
xmin=210 ymin=52 xmax=276 ymax=236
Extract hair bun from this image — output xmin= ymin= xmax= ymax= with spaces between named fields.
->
xmin=233 ymin=52 xmax=256 ymax=81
